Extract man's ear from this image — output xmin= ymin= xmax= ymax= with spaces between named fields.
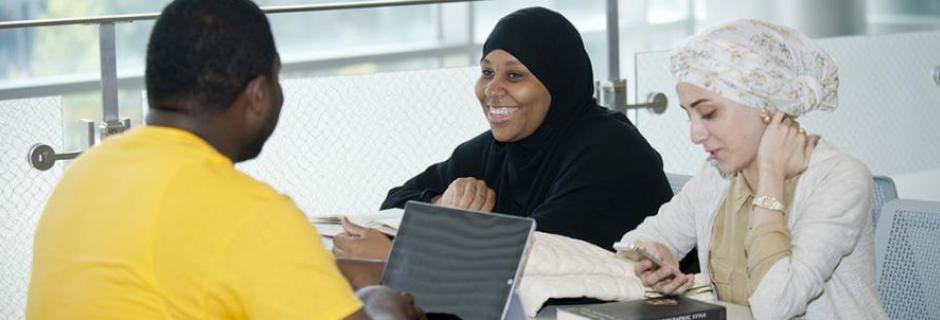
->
xmin=243 ymin=74 xmax=270 ymax=116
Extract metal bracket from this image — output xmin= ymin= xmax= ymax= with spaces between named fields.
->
xmin=99 ymin=118 xmax=131 ymax=140
xmin=28 ymin=144 xmax=81 ymax=171
xmin=595 ymin=79 xmax=669 ymax=115
xmin=27 ymin=119 xmax=96 ymax=171
xmin=619 ymin=92 xmax=668 ymax=115
xmin=597 ymin=79 xmax=628 ymax=112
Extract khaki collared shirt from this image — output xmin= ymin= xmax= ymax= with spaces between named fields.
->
xmin=708 ymin=173 xmax=800 ymax=305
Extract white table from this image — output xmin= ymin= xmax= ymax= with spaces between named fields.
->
xmin=527 ymin=300 xmax=753 ymax=320
xmin=323 ymin=232 xmax=753 ymax=320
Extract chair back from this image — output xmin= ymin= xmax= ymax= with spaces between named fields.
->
xmin=871 ymin=175 xmax=898 ymax=228
xmin=875 ymin=199 xmax=940 ymax=320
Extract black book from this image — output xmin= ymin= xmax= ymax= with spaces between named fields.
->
xmin=556 ymin=296 xmax=726 ymax=320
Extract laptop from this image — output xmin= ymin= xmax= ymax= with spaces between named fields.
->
xmin=381 ymin=201 xmax=536 ymax=320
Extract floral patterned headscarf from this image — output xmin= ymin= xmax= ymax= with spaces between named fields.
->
xmin=670 ymin=19 xmax=839 ymax=117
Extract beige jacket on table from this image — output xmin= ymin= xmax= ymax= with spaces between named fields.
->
xmin=619 ymin=141 xmax=888 ymax=319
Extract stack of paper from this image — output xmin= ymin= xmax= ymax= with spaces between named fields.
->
xmin=309 ymin=208 xmax=404 ymax=238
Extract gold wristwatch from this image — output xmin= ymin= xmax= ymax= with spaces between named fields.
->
xmin=752 ymin=195 xmax=785 ymax=212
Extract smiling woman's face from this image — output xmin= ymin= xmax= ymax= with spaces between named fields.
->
xmin=676 ymin=82 xmax=767 ymax=175
xmin=475 ymin=49 xmax=552 ymax=143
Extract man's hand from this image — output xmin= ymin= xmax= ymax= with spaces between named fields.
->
xmin=346 ymin=286 xmax=427 ymax=320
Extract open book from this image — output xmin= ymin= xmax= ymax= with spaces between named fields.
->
xmin=309 ymin=208 xmax=404 ymax=238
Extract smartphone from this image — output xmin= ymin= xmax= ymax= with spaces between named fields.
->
xmin=614 ymin=241 xmax=665 ymax=270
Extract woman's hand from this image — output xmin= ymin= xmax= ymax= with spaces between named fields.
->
xmin=333 ymin=217 xmax=392 ymax=260
xmin=756 ymin=111 xmax=819 ymax=181
xmin=432 ymin=177 xmax=496 ymax=212
xmin=633 ymin=241 xmax=695 ymax=296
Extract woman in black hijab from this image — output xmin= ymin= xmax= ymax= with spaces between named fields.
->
xmin=334 ymin=7 xmax=673 ymax=258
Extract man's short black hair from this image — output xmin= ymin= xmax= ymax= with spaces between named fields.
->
xmin=146 ymin=0 xmax=277 ymax=113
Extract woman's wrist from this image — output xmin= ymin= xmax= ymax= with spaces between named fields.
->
xmin=757 ymin=160 xmax=786 ymax=182
xmin=753 ymin=164 xmax=787 ymax=228
xmin=757 ymin=160 xmax=786 ymax=191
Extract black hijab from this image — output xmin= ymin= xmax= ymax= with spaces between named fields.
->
xmin=483 ymin=7 xmax=596 ymax=210
xmin=382 ymin=7 xmax=673 ymax=250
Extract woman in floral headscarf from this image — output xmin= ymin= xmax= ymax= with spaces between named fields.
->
xmin=620 ymin=20 xmax=887 ymax=319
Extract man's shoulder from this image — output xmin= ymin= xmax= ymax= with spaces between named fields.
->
xmin=179 ymin=163 xmax=296 ymax=210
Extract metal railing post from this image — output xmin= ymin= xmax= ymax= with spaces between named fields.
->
xmin=606 ymin=0 xmax=620 ymax=83
xmin=597 ymin=0 xmax=628 ymax=115
xmin=97 ymin=22 xmax=130 ymax=139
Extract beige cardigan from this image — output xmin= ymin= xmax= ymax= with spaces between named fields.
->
xmin=620 ymin=141 xmax=888 ymax=319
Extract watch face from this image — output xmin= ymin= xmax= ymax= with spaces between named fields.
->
xmin=753 ymin=196 xmax=784 ymax=211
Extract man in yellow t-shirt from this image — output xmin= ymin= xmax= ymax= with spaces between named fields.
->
xmin=27 ymin=0 xmax=422 ymax=319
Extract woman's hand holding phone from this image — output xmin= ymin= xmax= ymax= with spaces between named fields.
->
xmin=617 ymin=241 xmax=695 ymax=296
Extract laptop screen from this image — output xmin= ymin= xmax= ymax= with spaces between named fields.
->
xmin=381 ymin=201 xmax=535 ymax=320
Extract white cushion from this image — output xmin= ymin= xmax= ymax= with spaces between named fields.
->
xmin=516 ymin=232 xmax=646 ymax=317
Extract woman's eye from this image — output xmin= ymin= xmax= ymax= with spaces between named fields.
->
xmin=507 ymin=72 xmax=523 ymax=80
xmin=702 ymin=111 xmax=715 ymax=120
xmin=481 ymin=69 xmax=494 ymax=78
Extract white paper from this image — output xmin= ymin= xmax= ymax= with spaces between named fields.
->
xmin=310 ymin=207 xmax=404 ymax=237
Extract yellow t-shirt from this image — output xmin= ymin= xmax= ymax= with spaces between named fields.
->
xmin=28 ymin=126 xmax=362 ymax=319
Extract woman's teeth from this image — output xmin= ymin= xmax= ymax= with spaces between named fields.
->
xmin=489 ymin=106 xmax=518 ymax=115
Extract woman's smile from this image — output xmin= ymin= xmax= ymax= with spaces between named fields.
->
xmin=486 ymin=105 xmax=520 ymax=124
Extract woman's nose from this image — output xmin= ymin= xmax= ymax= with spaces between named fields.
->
xmin=484 ymin=78 xmax=506 ymax=98
xmin=690 ymin=121 xmax=708 ymax=144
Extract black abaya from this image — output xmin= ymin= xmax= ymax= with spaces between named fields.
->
xmin=381 ymin=7 xmax=673 ymax=250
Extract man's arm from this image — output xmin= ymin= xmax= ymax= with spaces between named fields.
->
xmin=345 ymin=286 xmax=425 ymax=320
